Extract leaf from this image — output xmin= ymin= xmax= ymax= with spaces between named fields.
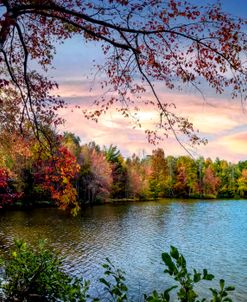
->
xmin=193 ymin=271 xmax=201 ymax=283
xmin=225 ymin=286 xmax=235 ymax=291
xmin=203 ymin=269 xmax=214 ymax=281
xmin=203 ymin=273 xmax=214 ymax=281
xmin=220 ymin=279 xmax=225 ymax=290
xmin=222 ymin=298 xmax=233 ymax=302
xmin=99 ymin=278 xmax=110 ymax=288
xmin=170 ymin=246 xmax=179 ymax=260
xmin=162 ymin=253 xmax=176 ymax=273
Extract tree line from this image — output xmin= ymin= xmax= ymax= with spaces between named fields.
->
xmin=0 ymin=130 xmax=247 ymax=214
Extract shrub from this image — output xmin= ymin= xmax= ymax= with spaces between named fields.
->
xmin=144 ymin=246 xmax=235 ymax=302
xmin=0 ymin=242 xmax=235 ymax=302
xmin=0 ymin=240 xmax=89 ymax=301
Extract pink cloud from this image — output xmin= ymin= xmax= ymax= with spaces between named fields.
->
xmin=57 ymin=79 xmax=247 ymax=162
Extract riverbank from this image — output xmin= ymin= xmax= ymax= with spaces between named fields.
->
xmin=1 ymin=195 xmax=246 ymax=212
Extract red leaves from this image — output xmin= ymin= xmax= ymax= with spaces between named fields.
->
xmin=0 ymin=168 xmax=8 ymax=189
xmin=0 ymin=0 xmax=245 ymax=151
xmin=203 ymin=166 xmax=220 ymax=196
xmin=147 ymin=53 xmax=160 ymax=68
xmin=0 ymin=13 xmax=16 ymax=44
xmin=0 ymin=79 xmax=9 ymax=88
xmin=38 ymin=146 xmax=80 ymax=215
xmin=0 ymin=168 xmax=20 ymax=207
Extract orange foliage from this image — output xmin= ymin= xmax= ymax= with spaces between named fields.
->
xmin=40 ymin=147 xmax=80 ymax=215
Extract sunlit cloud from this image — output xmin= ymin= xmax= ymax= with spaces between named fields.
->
xmin=219 ymin=132 xmax=247 ymax=155
xmin=56 ymin=71 xmax=247 ymax=162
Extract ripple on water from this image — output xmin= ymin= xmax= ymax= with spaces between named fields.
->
xmin=0 ymin=200 xmax=246 ymax=301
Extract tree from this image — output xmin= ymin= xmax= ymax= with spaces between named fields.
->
xmin=174 ymin=156 xmax=198 ymax=197
xmin=212 ymin=159 xmax=240 ymax=198
xmin=104 ymin=145 xmax=127 ymax=198
xmin=203 ymin=165 xmax=220 ymax=198
xmin=0 ymin=128 xmax=34 ymax=204
xmin=149 ymin=148 xmax=168 ymax=198
xmin=80 ymin=143 xmax=113 ymax=204
xmin=238 ymin=169 xmax=247 ymax=197
xmin=125 ymin=154 xmax=151 ymax=199
xmin=0 ymin=167 xmax=20 ymax=207
xmin=62 ymin=132 xmax=81 ymax=161
xmin=37 ymin=146 xmax=80 ymax=215
xmin=0 ymin=0 xmax=246 ymax=149
xmin=89 ymin=149 xmax=113 ymax=202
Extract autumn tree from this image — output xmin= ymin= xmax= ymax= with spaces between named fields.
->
xmin=80 ymin=143 xmax=113 ymax=204
xmin=237 ymin=169 xmax=247 ymax=197
xmin=174 ymin=156 xmax=198 ymax=197
xmin=0 ymin=0 xmax=246 ymax=150
xmin=0 ymin=128 xmax=34 ymax=204
xmin=0 ymin=166 xmax=20 ymax=207
xmin=203 ymin=166 xmax=219 ymax=198
xmin=149 ymin=148 xmax=168 ymax=198
xmin=36 ymin=146 xmax=80 ymax=215
xmin=89 ymin=149 xmax=113 ymax=202
xmin=126 ymin=154 xmax=151 ymax=199
xmin=104 ymin=145 xmax=127 ymax=198
xmin=62 ymin=132 xmax=81 ymax=161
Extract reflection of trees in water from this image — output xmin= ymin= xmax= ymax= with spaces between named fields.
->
xmin=0 ymin=206 xmax=132 ymax=259
xmin=0 ymin=201 xmax=246 ymax=301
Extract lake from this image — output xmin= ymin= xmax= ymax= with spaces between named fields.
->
xmin=0 ymin=199 xmax=246 ymax=301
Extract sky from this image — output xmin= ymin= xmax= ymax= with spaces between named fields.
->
xmin=50 ymin=0 xmax=247 ymax=162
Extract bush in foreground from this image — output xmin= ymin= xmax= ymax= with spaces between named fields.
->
xmin=0 ymin=241 xmax=235 ymax=302
xmin=0 ymin=240 xmax=89 ymax=301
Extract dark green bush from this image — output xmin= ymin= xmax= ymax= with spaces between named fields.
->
xmin=0 ymin=240 xmax=89 ymax=301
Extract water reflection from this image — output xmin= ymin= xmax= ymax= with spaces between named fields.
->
xmin=0 ymin=199 xmax=246 ymax=301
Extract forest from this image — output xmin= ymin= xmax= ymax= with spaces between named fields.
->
xmin=0 ymin=0 xmax=246 ymax=217
xmin=1 ymin=130 xmax=247 ymax=215
xmin=0 ymin=1 xmax=246 ymax=301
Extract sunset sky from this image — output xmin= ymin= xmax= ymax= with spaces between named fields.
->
xmin=51 ymin=0 xmax=247 ymax=162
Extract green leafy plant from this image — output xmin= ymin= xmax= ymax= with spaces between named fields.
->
xmin=0 ymin=242 xmax=236 ymax=302
xmin=144 ymin=246 xmax=235 ymax=302
xmin=209 ymin=279 xmax=235 ymax=302
xmin=99 ymin=257 xmax=128 ymax=302
xmin=0 ymin=239 xmax=89 ymax=302
xmin=144 ymin=286 xmax=177 ymax=302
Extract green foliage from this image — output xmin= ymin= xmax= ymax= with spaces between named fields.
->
xmin=104 ymin=145 xmax=121 ymax=163
xmin=0 ymin=242 xmax=236 ymax=302
xmin=0 ymin=239 xmax=89 ymax=302
xmin=100 ymin=258 xmax=128 ymax=302
xmin=160 ymin=246 xmax=214 ymax=302
xmin=209 ymin=279 xmax=235 ymax=302
xmin=144 ymin=246 xmax=235 ymax=302
xmin=97 ymin=247 xmax=235 ymax=302
xmin=144 ymin=287 xmax=177 ymax=302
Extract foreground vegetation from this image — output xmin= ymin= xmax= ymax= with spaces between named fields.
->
xmin=1 ymin=131 xmax=247 ymax=215
xmin=0 ymin=240 xmax=235 ymax=302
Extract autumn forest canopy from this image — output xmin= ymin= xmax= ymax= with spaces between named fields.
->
xmin=0 ymin=0 xmax=246 ymax=212
xmin=1 ymin=131 xmax=247 ymax=215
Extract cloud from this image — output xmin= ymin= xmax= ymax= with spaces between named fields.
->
xmin=219 ymin=132 xmax=247 ymax=156
xmin=58 ymin=105 xmax=186 ymax=157
xmin=56 ymin=78 xmax=247 ymax=162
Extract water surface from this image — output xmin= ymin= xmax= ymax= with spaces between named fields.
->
xmin=0 ymin=199 xmax=246 ymax=301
